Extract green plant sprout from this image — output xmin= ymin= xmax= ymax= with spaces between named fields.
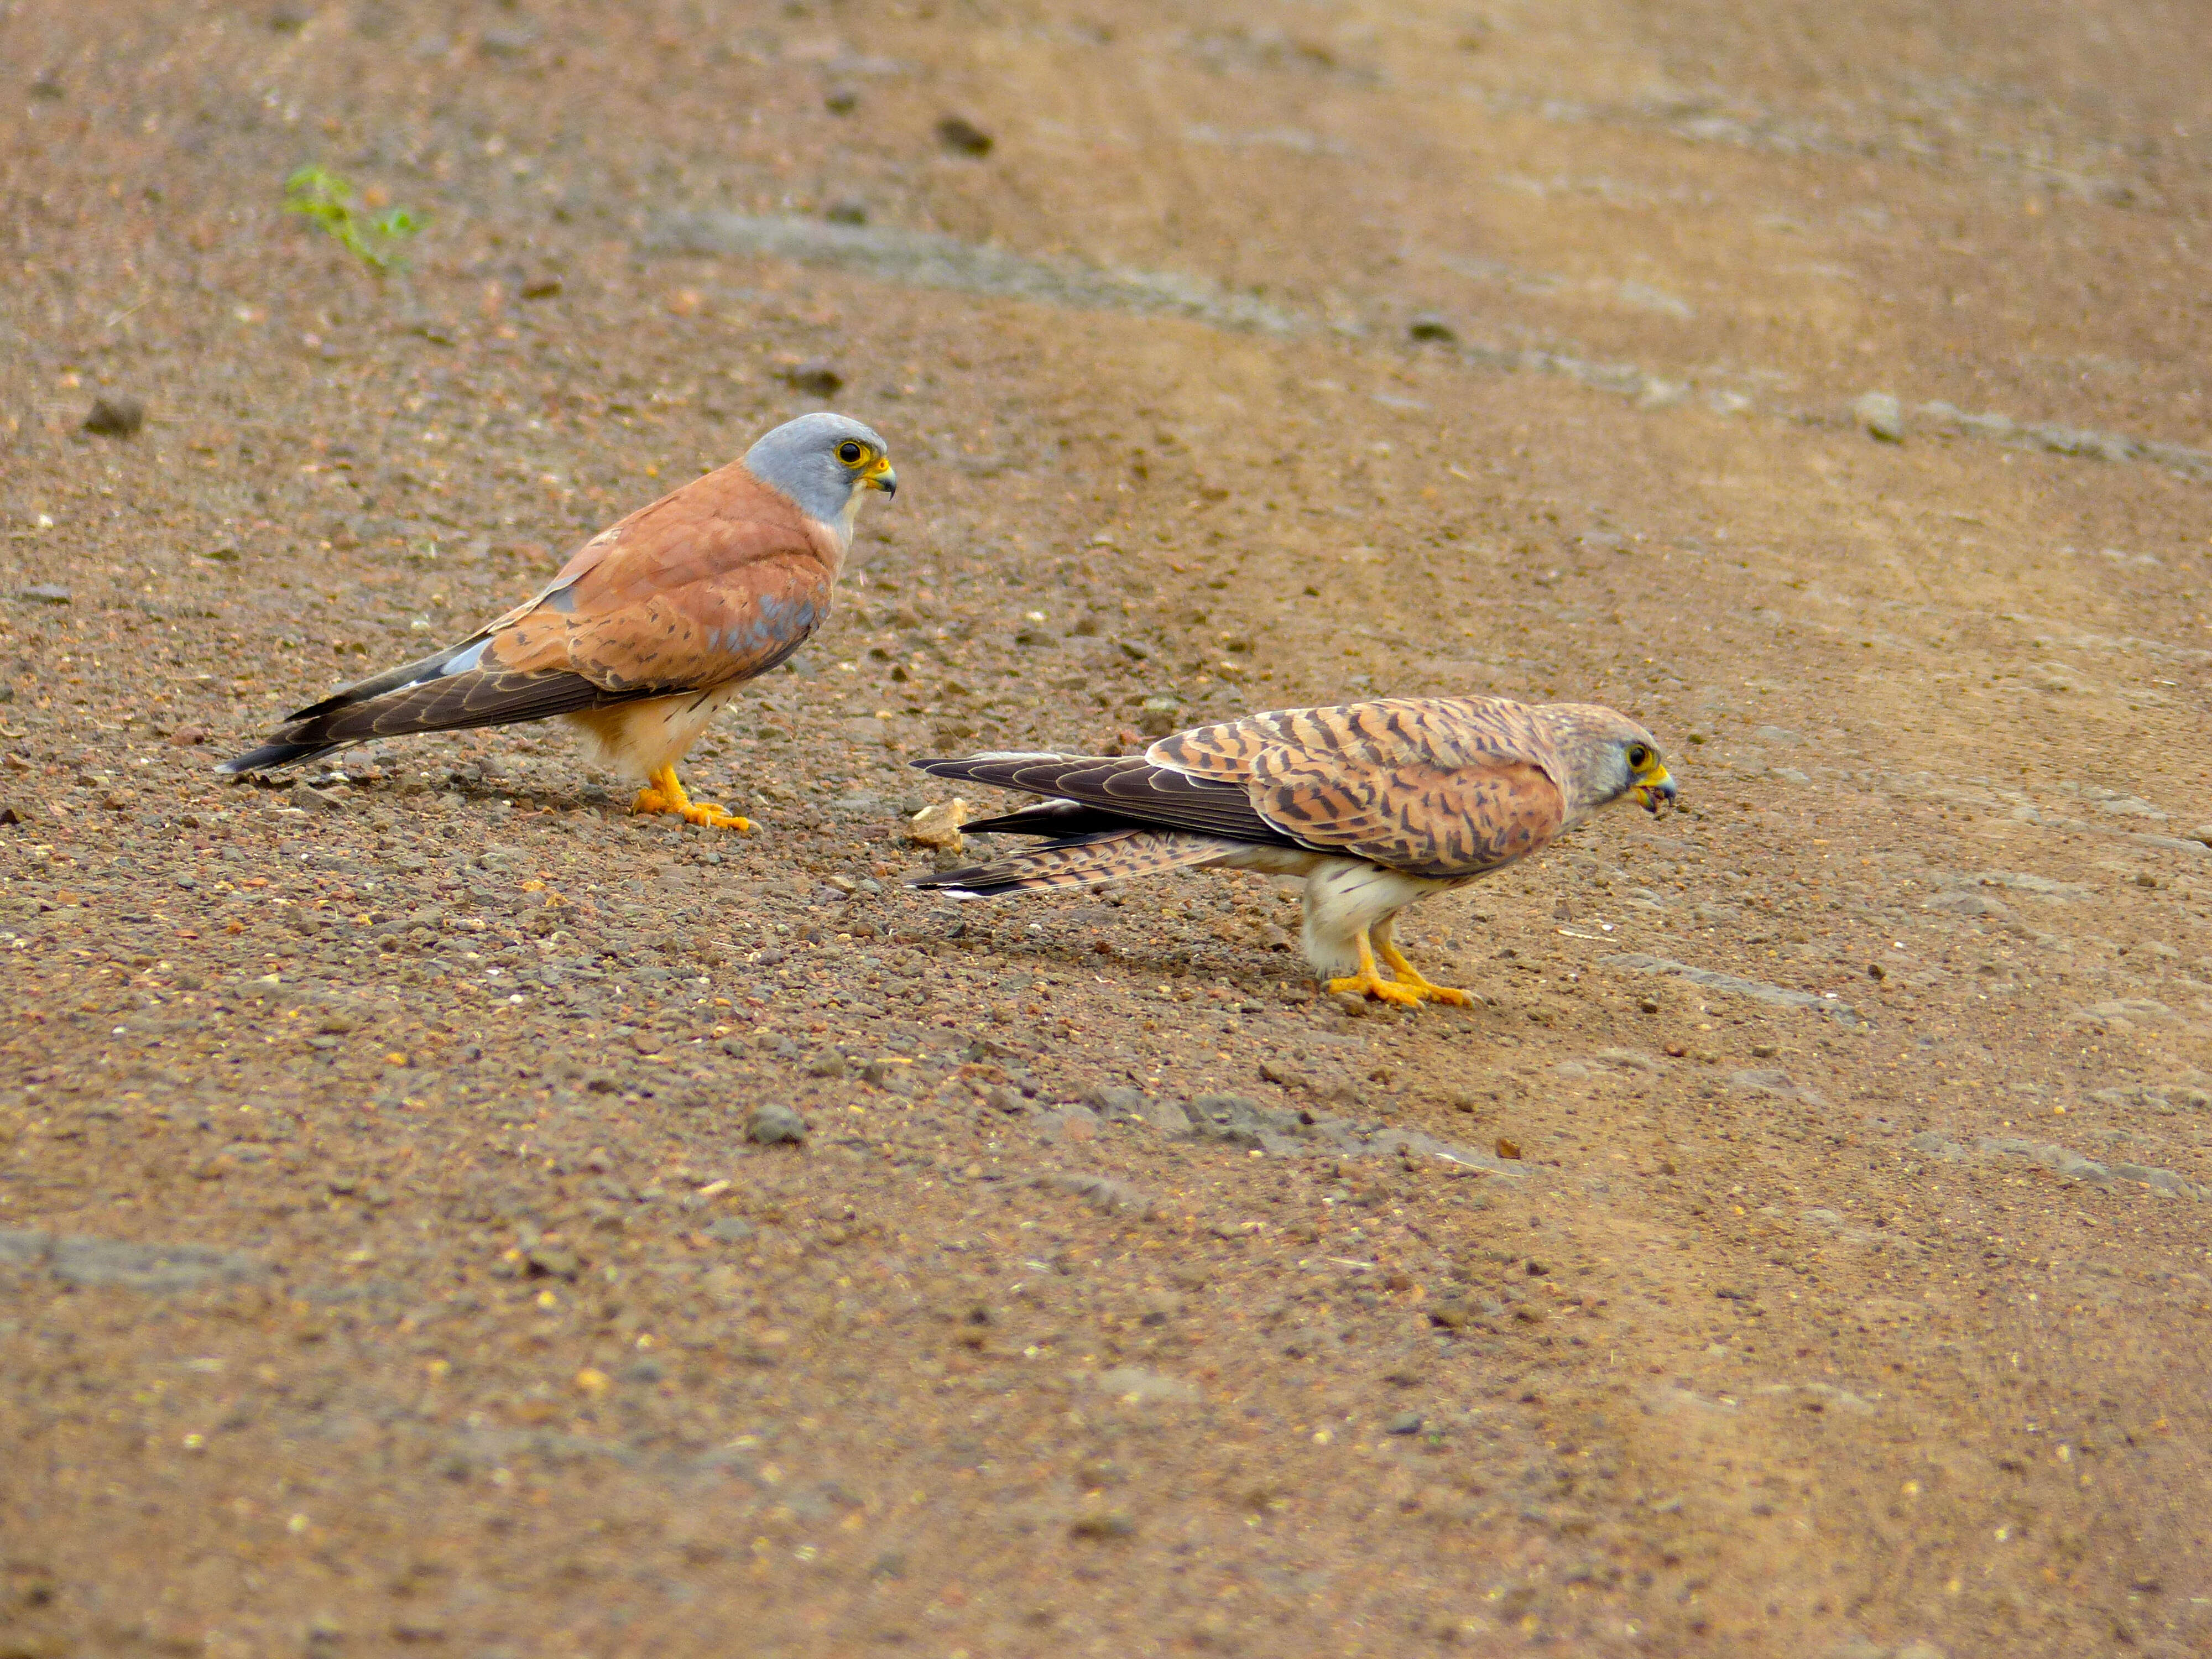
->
xmin=281 ymin=165 xmax=425 ymax=272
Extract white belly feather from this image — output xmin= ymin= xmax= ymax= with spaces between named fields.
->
xmin=561 ymin=685 xmax=743 ymax=782
xmin=1215 ymin=846 xmax=1462 ymax=977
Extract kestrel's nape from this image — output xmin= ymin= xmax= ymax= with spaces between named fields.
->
xmin=218 ymin=413 xmax=896 ymax=830
xmin=911 ymin=697 xmax=1676 ymax=1006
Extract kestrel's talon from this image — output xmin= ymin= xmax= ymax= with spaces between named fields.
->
xmin=1374 ymin=933 xmax=1473 ymax=1006
xmin=1328 ymin=971 xmax=1423 ymax=1006
xmin=1326 ymin=935 xmax=1425 ymax=1006
xmin=632 ymin=765 xmax=753 ymax=832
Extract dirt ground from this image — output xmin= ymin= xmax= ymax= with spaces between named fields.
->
xmin=4 ymin=2 xmax=2211 ymax=1655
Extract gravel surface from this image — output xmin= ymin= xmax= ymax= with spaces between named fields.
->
xmin=4 ymin=2 xmax=2211 ymax=1656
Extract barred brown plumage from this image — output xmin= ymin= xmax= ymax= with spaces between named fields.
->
xmin=912 ymin=695 xmax=1677 ymax=1006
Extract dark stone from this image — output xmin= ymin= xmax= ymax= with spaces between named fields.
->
xmin=83 ymin=395 xmax=147 ymax=437
xmin=936 ymin=115 xmax=994 ymax=156
xmin=1068 ymin=1509 xmax=1135 ymax=1539
xmin=525 ymin=1245 xmax=581 ymax=1280
xmin=780 ymin=359 xmax=843 ymax=397
xmin=1407 ymin=314 xmax=1457 ymax=343
xmin=748 ymin=1103 xmax=808 ymax=1146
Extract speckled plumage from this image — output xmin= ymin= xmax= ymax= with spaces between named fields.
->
xmin=912 ymin=696 xmax=1676 ymax=1004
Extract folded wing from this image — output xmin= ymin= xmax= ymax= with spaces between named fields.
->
xmin=1145 ymin=697 xmax=1568 ymax=878
xmin=221 ymin=462 xmax=835 ymax=773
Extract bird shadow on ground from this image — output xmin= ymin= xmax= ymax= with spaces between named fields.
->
xmin=933 ymin=927 xmax=1324 ymax=999
xmin=227 ymin=770 xmax=675 ymax=826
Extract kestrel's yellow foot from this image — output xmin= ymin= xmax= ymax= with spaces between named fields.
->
xmin=632 ymin=765 xmax=752 ymax=832
xmin=1325 ymin=933 xmax=1425 ymax=1007
xmin=1375 ymin=936 xmax=1473 ymax=1006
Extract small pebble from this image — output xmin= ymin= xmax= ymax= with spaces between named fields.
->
xmin=747 ymin=1104 xmax=807 ymax=1145
xmin=82 ymin=395 xmax=145 ymax=438
xmin=781 ymin=359 xmax=843 ymax=398
xmin=1068 ymin=1509 xmax=1135 ymax=1539
xmin=1853 ymin=391 xmax=1905 ymax=443
xmin=1384 ymin=1411 xmax=1425 ymax=1436
xmin=936 ymin=115 xmax=993 ymax=156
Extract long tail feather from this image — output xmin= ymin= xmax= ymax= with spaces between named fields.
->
xmin=911 ymin=829 xmax=1239 ymax=898
xmin=910 ymin=752 xmax=1294 ymax=847
xmin=218 ymin=660 xmax=634 ymax=774
xmin=216 ymin=739 xmax=346 ymax=776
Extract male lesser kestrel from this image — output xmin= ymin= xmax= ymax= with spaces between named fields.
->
xmin=220 ymin=413 xmax=895 ymax=830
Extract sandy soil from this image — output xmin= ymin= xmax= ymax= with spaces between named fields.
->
xmin=3 ymin=2 xmax=2211 ymax=1655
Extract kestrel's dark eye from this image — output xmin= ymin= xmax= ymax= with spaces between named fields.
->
xmin=838 ymin=441 xmax=864 ymax=465
xmin=1627 ymin=744 xmax=1651 ymax=769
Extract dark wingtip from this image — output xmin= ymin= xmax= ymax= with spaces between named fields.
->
xmin=215 ymin=740 xmax=332 ymax=775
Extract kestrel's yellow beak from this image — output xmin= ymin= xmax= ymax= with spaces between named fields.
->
xmin=1631 ymin=760 xmax=1678 ymax=815
xmin=863 ymin=455 xmax=898 ymax=497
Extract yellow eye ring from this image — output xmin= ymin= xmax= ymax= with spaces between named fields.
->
xmin=837 ymin=441 xmax=865 ymax=465
xmin=1627 ymin=743 xmax=1651 ymax=770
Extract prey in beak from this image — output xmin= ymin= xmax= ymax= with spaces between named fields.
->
xmin=1631 ymin=762 xmax=1677 ymax=815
